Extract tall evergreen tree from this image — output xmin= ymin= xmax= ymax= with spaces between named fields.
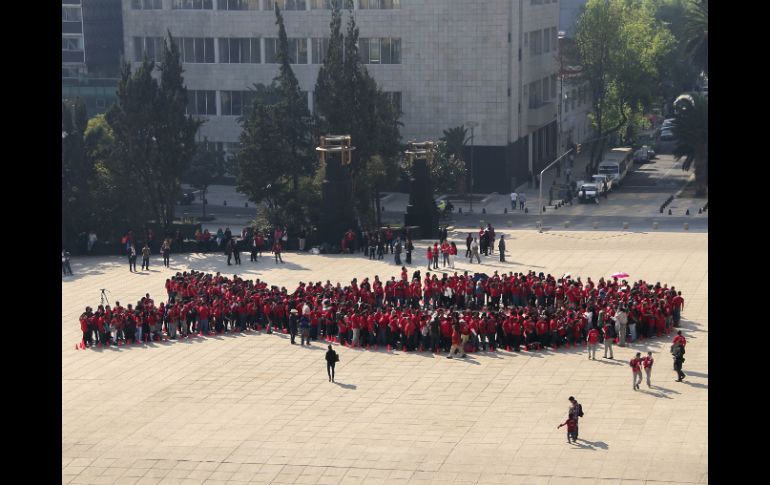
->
xmin=274 ymin=3 xmax=314 ymax=192
xmin=313 ymin=2 xmax=347 ymax=135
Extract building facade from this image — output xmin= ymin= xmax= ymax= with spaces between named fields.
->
xmin=121 ymin=0 xmax=560 ymax=192
xmin=62 ymin=0 xmax=124 ymax=115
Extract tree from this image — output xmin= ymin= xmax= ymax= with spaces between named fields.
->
xmin=653 ymin=0 xmax=702 ymax=103
xmin=672 ymin=93 xmax=707 ymax=196
xmin=440 ymin=126 xmax=467 ymax=161
xmin=575 ymin=0 xmax=674 ymax=170
xmin=185 ymin=138 xmax=227 ymax=218
xmin=313 ymin=2 xmax=347 ymax=136
xmin=236 ymin=4 xmax=315 ymax=232
xmin=62 ymin=98 xmax=93 ymax=246
xmin=273 ymin=3 xmax=314 ymax=192
xmin=683 ymin=0 xmax=708 ymax=76
xmin=402 ymin=141 xmax=466 ymax=196
xmin=105 ymin=32 xmax=202 ymax=230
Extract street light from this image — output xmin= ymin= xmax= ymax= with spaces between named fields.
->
xmin=465 ymin=121 xmax=479 ymax=213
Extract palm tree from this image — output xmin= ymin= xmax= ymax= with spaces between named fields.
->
xmin=683 ymin=0 xmax=708 ymax=76
xmin=672 ymin=94 xmax=708 ymax=196
xmin=440 ymin=125 xmax=468 ymax=161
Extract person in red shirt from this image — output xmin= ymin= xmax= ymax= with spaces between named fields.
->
xmin=672 ymin=330 xmax=686 ymax=348
xmin=447 ymin=324 xmax=465 ymax=358
xmin=586 ymin=327 xmax=600 ymax=360
xmin=642 ymin=351 xmax=654 ymax=388
xmin=197 ymin=302 xmax=210 ymax=335
xmin=671 ymin=291 xmax=684 ymax=326
xmin=557 ymin=416 xmax=578 ymax=444
xmin=79 ymin=308 xmax=92 ymax=347
xmin=630 ymin=352 xmax=643 ymax=390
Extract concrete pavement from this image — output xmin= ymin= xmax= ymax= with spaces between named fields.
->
xmin=62 ymin=230 xmax=708 ymax=485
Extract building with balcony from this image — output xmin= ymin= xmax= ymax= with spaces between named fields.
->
xmin=121 ymin=0 xmax=561 ymax=192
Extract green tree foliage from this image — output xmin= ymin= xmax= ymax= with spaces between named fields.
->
xmin=402 ymin=141 xmax=466 ymax=197
xmin=653 ymin=0 xmax=701 ymax=102
xmin=440 ymin=126 xmax=467 ymax=161
xmin=313 ymin=3 xmax=402 ymax=222
xmin=62 ymin=98 xmax=93 ymax=246
xmin=683 ymin=0 xmax=707 ymax=76
xmin=236 ymin=4 xmax=315 ymax=231
xmin=185 ymin=138 xmax=227 ymax=218
xmin=105 ymin=32 xmax=202 ymax=230
xmin=575 ymin=0 xmax=674 ymax=169
xmin=672 ymin=94 xmax=707 ymax=195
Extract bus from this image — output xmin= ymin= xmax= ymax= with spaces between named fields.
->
xmin=596 ymin=147 xmax=633 ymax=187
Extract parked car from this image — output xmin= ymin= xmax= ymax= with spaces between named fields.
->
xmin=577 ymin=182 xmax=599 ymax=203
xmin=178 ymin=191 xmax=195 ymax=205
xmin=591 ymin=174 xmax=612 ymax=193
xmin=633 ymin=146 xmax=652 ymax=163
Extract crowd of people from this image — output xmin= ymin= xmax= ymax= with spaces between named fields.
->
xmin=76 ymin=267 xmax=685 ymax=360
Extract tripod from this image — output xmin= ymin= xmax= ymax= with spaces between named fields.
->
xmin=100 ymin=289 xmax=110 ymax=307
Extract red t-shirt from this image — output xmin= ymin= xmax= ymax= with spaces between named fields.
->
xmin=198 ymin=306 xmax=209 ymax=320
xmin=587 ymin=328 xmax=599 ymax=344
xmin=630 ymin=357 xmax=642 ymax=372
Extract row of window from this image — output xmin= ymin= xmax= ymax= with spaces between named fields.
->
xmin=62 ymin=35 xmax=84 ymax=52
xmin=134 ymin=0 xmax=399 ymax=10
xmin=530 ymin=0 xmax=557 ymax=5
xmin=187 ymin=89 xmax=401 ymax=116
xmin=526 ymin=27 xmax=558 ymax=57
xmin=62 ymin=5 xmax=82 ymax=22
xmin=527 ymin=74 xmax=557 ymax=109
xmin=134 ymin=36 xmax=400 ymax=65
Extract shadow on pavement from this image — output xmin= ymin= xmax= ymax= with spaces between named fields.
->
xmin=334 ymin=382 xmax=356 ymax=390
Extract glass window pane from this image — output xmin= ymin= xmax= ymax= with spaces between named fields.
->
xmin=296 ymin=38 xmax=307 ymax=64
xmin=251 ymin=38 xmax=261 ymax=63
xmin=265 ymin=38 xmax=277 ymax=63
xmin=230 ymin=38 xmax=241 ymax=63
xmin=205 ymin=38 xmax=215 ymax=62
xmin=359 ymin=38 xmax=369 ymax=63
xmin=195 ymin=38 xmax=205 ymax=62
xmin=232 ymin=91 xmax=242 ymax=116
xmin=187 ymin=90 xmax=196 ymax=114
xmin=184 ymin=38 xmax=195 ymax=62
xmin=381 ymin=38 xmax=391 ymax=64
xmin=242 ymin=38 xmax=252 ymax=63
xmin=207 ymin=91 xmax=217 ymax=114
xmin=219 ymin=38 xmax=229 ymax=62
xmin=392 ymin=38 xmax=400 ymax=63
xmin=221 ymin=91 xmax=231 ymax=115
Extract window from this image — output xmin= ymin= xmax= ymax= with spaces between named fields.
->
xmin=133 ymin=37 xmax=164 ymax=61
xmin=219 ymin=38 xmax=261 ymax=63
xmin=62 ymin=36 xmax=84 ymax=51
xmin=221 ymin=90 xmax=256 ymax=116
xmin=543 ymin=28 xmax=550 ymax=53
xmin=216 ymin=0 xmax=259 ymax=9
xmin=180 ymin=37 xmax=215 ymax=63
xmin=551 ymin=27 xmax=558 ymax=51
xmin=359 ymin=0 xmax=400 ymax=8
xmin=187 ymin=90 xmax=217 ymax=115
xmin=264 ymin=38 xmax=307 ymax=64
xmin=131 ymin=0 xmax=163 ymax=9
xmin=529 ymin=30 xmax=542 ymax=56
xmin=528 ymin=80 xmax=541 ymax=109
xmin=311 ymin=38 xmax=329 ymax=63
xmin=265 ymin=0 xmax=307 ymax=10
xmin=310 ymin=0 xmax=333 ymax=8
xmin=359 ymin=37 xmax=400 ymax=64
xmin=62 ymin=6 xmax=82 ymax=21
xmin=530 ymin=0 xmax=543 ymax=5
xmin=550 ymin=74 xmax=557 ymax=99
xmin=542 ymin=77 xmax=550 ymax=101
xmin=172 ymin=0 xmax=213 ymax=9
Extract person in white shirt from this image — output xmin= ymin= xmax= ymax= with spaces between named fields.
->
xmin=510 ymin=191 xmax=518 ymax=210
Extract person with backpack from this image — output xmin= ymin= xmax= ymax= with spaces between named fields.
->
xmin=672 ymin=343 xmax=686 ymax=382
xmin=325 ymin=344 xmax=339 ymax=382
xmin=630 ymin=352 xmax=643 ymax=390
xmin=568 ymin=396 xmax=583 ymax=440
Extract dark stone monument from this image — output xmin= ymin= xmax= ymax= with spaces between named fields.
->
xmin=317 ymin=135 xmax=356 ymax=247
xmin=404 ymin=141 xmax=439 ymax=239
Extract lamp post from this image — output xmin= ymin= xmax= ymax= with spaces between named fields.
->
xmin=465 ymin=121 xmax=479 ymax=212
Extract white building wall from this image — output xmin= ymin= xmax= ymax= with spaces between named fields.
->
xmin=122 ymin=0 xmax=560 ymax=151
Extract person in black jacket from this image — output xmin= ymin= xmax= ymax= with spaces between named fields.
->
xmin=325 ymin=344 xmax=338 ymax=382
xmin=289 ymin=309 xmax=299 ymax=344
xmin=672 ymin=343 xmax=686 ymax=382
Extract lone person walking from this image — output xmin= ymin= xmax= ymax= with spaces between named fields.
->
xmin=631 ymin=352 xmax=643 ymax=390
xmin=498 ymin=235 xmax=506 ymax=262
xmin=141 ymin=243 xmax=151 ymax=271
xmin=325 ymin=344 xmax=338 ymax=382
xmin=672 ymin=343 xmax=686 ymax=382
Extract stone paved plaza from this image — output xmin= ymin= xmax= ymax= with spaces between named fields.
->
xmin=62 ymin=230 xmax=707 ymax=485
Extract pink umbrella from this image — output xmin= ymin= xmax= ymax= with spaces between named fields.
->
xmin=611 ymin=272 xmax=629 ymax=279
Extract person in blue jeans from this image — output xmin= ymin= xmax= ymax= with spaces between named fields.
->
xmin=300 ymin=314 xmax=311 ymax=345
